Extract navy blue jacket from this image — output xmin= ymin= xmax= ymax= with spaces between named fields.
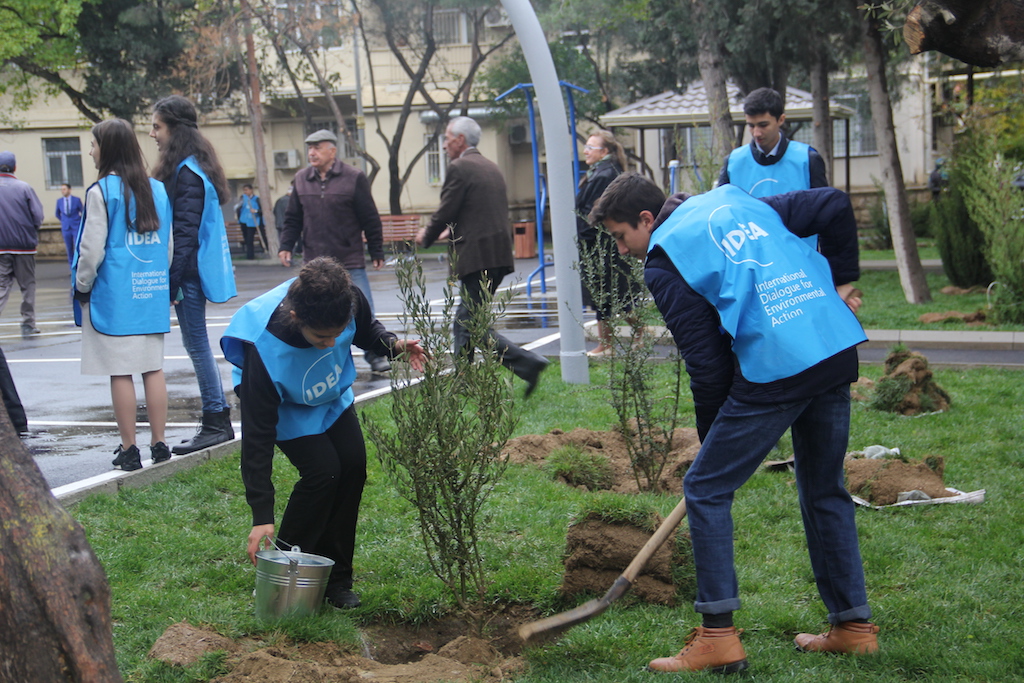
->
xmin=167 ymin=166 xmax=205 ymax=297
xmin=646 ymin=187 xmax=860 ymax=440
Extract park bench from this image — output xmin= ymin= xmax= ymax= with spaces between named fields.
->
xmin=367 ymin=214 xmax=423 ymax=252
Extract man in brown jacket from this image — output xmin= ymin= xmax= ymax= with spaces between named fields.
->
xmin=417 ymin=116 xmax=548 ymax=397
xmin=279 ymin=129 xmax=391 ymax=373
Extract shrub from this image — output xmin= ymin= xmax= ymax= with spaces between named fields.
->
xmin=932 ymin=181 xmax=994 ymax=287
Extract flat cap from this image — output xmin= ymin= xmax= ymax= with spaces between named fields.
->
xmin=0 ymin=151 xmax=15 ymax=172
xmin=305 ymin=129 xmax=338 ymax=145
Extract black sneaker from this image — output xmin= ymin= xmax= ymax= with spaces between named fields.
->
xmin=324 ymin=587 xmax=361 ymax=609
xmin=151 ymin=441 xmax=171 ymax=464
xmin=113 ymin=444 xmax=142 ymax=471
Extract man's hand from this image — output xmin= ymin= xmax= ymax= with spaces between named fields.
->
xmin=278 ymin=250 xmax=292 ymax=267
xmin=372 ymin=258 xmax=385 ymax=270
xmin=416 ymin=227 xmax=428 ymax=248
xmin=836 ymin=283 xmax=863 ymax=314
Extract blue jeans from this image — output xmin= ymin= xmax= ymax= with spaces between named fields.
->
xmin=348 ymin=268 xmax=383 ymax=364
xmin=684 ymin=384 xmax=871 ymax=624
xmin=175 ymin=274 xmax=227 ymax=413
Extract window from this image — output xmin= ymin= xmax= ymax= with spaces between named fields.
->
xmin=434 ymin=9 xmax=467 ymax=45
xmin=832 ymin=92 xmax=877 ymax=157
xmin=305 ymin=121 xmax=359 ymax=159
xmin=663 ymin=126 xmax=715 ymax=167
xmin=43 ymin=138 xmax=83 ymax=189
xmin=274 ymin=0 xmax=345 ymax=49
xmin=425 ymin=134 xmax=447 ymax=186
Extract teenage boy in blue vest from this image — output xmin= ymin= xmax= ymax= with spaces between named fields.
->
xmin=589 ymin=173 xmax=877 ymax=674
xmin=718 ymin=88 xmax=828 ymax=199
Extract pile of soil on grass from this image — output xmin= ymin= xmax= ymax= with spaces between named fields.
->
xmin=845 ymin=455 xmax=955 ymax=506
xmin=560 ymin=513 xmax=683 ymax=606
xmin=918 ymin=310 xmax=987 ymax=324
xmin=870 ymin=349 xmax=951 ymax=416
xmin=150 ymin=612 xmax=533 ymax=683
xmin=502 ymin=426 xmax=701 ymax=493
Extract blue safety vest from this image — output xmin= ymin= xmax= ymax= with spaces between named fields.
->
xmin=72 ymin=176 xmax=172 ymax=336
xmin=221 ymin=281 xmax=357 ymax=441
xmin=239 ymin=195 xmax=261 ymax=227
xmin=727 ymin=141 xmax=817 ymax=249
xmin=649 ymin=184 xmax=866 ymax=384
xmin=176 ymin=157 xmax=237 ymax=303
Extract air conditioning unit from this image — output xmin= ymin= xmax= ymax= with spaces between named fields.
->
xmin=273 ymin=149 xmax=302 ymax=169
xmin=509 ymin=124 xmax=539 ymax=146
xmin=484 ymin=8 xmax=511 ymax=27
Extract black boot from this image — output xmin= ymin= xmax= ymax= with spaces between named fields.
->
xmin=172 ymin=408 xmax=235 ymax=455
xmin=113 ymin=444 xmax=142 ymax=471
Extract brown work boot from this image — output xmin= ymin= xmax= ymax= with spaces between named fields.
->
xmin=795 ymin=621 xmax=879 ymax=654
xmin=646 ymin=626 xmax=749 ymax=674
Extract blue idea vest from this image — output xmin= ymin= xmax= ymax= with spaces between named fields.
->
xmin=649 ymin=184 xmax=866 ymax=384
xmin=239 ymin=195 xmax=261 ymax=227
xmin=727 ymin=139 xmax=818 ymax=249
xmin=176 ymin=157 xmax=237 ymax=303
xmin=221 ymin=280 xmax=357 ymax=441
xmin=72 ymin=176 xmax=172 ymax=336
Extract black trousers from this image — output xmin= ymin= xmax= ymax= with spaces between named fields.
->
xmin=456 ymin=269 xmax=546 ymax=381
xmin=0 ymin=345 xmax=26 ymax=434
xmin=276 ymin=404 xmax=366 ymax=590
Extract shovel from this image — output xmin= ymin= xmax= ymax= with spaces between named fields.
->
xmin=518 ymin=497 xmax=687 ymax=645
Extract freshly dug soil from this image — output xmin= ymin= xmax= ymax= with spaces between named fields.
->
xmin=845 ymin=456 xmax=954 ymax=506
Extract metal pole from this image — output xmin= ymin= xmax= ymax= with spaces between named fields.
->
xmin=500 ymin=0 xmax=587 ymax=384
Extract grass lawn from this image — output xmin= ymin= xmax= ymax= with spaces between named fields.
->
xmin=71 ymin=360 xmax=1024 ymax=682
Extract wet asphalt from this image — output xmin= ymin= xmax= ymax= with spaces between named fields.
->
xmin=4 ymin=254 xmax=1023 ymax=494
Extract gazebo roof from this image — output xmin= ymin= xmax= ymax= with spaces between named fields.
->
xmin=600 ymin=82 xmax=853 ymax=129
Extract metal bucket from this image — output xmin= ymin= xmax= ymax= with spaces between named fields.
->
xmin=254 ymin=547 xmax=335 ymax=620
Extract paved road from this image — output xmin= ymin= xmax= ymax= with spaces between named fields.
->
xmin=4 ymin=256 xmax=1023 ymax=493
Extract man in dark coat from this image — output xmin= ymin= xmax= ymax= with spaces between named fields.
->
xmin=417 ymin=116 xmax=547 ymax=397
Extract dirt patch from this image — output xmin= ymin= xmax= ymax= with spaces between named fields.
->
xmin=918 ymin=310 xmax=988 ymax=324
xmin=149 ymin=621 xmax=239 ymax=667
xmin=845 ymin=456 xmax=954 ymax=506
xmin=502 ymin=426 xmax=701 ymax=493
xmin=561 ymin=514 xmax=682 ymax=606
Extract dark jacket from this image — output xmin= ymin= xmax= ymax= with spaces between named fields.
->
xmin=421 ymin=148 xmax=514 ymax=280
xmin=576 ymin=158 xmax=622 ymax=241
xmin=645 ymin=187 xmax=860 ymax=440
xmin=0 ymin=173 xmax=44 ymax=253
xmin=280 ymin=160 xmax=384 ymax=269
xmin=717 ymin=134 xmax=828 ymax=189
xmin=167 ymin=166 xmax=204 ymax=296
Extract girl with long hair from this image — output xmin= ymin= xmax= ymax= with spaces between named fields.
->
xmin=221 ymin=257 xmax=426 ymax=608
xmin=150 ymin=95 xmax=237 ymax=455
xmin=73 ymin=118 xmax=173 ymax=470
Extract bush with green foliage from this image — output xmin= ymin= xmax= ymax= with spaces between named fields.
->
xmin=955 ymin=124 xmax=1024 ymax=323
xmin=931 ymin=179 xmax=993 ymax=287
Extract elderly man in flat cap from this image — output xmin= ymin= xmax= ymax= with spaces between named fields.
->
xmin=0 ymin=151 xmax=45 ymax=337
xmin=279 ymin=129 xmax=390 ymax=373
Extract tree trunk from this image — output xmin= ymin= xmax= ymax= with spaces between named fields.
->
xmin=691 ymin=0 xmax=734 ymax=163
xmin=860 ymin=5 xmax=931 ymax=303
xmin=905 ymin=0 xmax=1024 ymax=67
xmin=809 ymin=45 xmax=833 ymax=185
xmin=240 ymin=0 xmax=279 ymax=255
xmin=0 ymin=410 xmax=122 ymax=681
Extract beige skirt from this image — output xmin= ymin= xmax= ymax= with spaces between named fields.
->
xmin=80 ymin=304 xmax=166 ymax=376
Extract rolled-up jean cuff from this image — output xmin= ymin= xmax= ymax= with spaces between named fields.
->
xmin=695 ymin=598 xmax=742 ymax=615
xmin=830 ymin=605 xmax=872 ymax=625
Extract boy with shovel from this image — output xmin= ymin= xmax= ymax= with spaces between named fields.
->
xmin=589 ymin=175 xmax=877 ymax=673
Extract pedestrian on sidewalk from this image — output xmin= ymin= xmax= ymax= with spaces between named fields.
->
xmin=222 ymin=256 xmax=425 ymax=609
xmin=234 ymin=184 xmax=263 ymax=260
xmin=590 ymin=174 xmax=874 ymax=674
xmin=0 ymin=151 xmax=44 ymax=337
xmin=55 ymin=183 xmax=84 ymax=268
xmin=417 ymin=116 xmax=548 ymax=396
xmin=151 ymin=95 xmax=237 ymax=455
xmin=73 ymin=119 xmax=173 ymax=472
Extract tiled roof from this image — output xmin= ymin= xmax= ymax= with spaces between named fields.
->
xmin=600 ymin=81 xmax=853 ymax=128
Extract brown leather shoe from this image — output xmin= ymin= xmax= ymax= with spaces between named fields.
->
xmin=647 ymin=626 xmax=749 ymax=674
xmin=795 ymin=621 xmax=879 ymax=654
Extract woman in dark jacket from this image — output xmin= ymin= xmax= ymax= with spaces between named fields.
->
xmin=575 ymin=130 xmax=637 ymax=357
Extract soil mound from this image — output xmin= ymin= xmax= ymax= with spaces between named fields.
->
xmin=870 ymin=350 xmax=951 ymax=416
xmin=561 ymin=514 xmax=682 ymax=606
xmin=502 ymin=426 xmax=701 ymax=493
xmin=845 ymin=456 xmax=954 ymax=506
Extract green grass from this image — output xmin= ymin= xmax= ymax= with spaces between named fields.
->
xmin=860 ymin=243 xmax=942 ymax=262
xmin=71 ymin=361 xmax=1024 ymax=681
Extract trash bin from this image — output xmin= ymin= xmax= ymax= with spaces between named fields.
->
xmin=513 ymin=222 xmax=537 ymax=259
